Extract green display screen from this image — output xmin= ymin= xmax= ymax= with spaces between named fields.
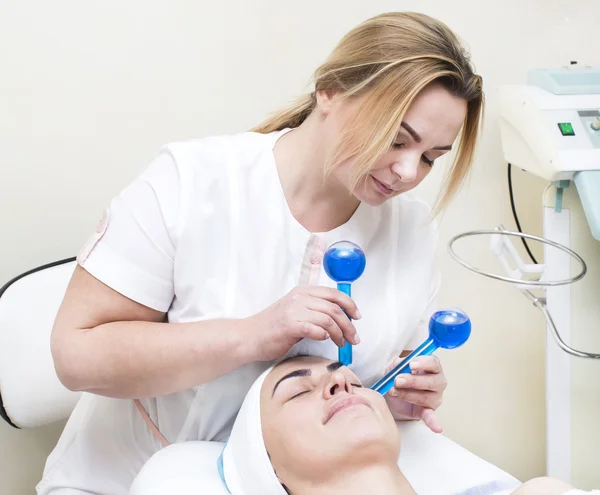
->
xmin=558 ymin=122 xmax=575 ymax=136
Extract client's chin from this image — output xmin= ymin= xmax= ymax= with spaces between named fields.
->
xmin=328 ymin=410 xmax=400 ymax=465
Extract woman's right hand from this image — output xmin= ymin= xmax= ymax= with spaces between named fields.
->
xmin=246 ymin=286 xmax=362 ymax=362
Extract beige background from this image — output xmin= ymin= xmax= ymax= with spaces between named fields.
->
xmin=1 ymin=0 xmax=599 ymax=493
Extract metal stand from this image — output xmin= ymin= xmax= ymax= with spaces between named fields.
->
xmin=448 ymin=223 xmax=599 ymax=483
xmin=448 ymin=225 xmax=597 ymax=359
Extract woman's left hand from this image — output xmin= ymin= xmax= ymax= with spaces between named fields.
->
xmin=383 ymin=355 xmax=447 ymax=434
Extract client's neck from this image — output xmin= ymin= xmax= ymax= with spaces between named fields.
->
xmin=294 ymin=464 xmax=415 ymax=495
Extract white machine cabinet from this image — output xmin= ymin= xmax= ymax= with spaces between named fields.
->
xmin=498 ymin=67 xmax=600 ymax=483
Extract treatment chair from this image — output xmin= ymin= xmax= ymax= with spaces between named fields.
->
xmin=0 ymin=260 xmax=522 ymax=495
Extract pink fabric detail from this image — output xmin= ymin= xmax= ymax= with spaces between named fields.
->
xmin=77 ymin=208 xmax=110 ymax=265
xmin=133 ymin=399 xmax=170 ymax=448
xmin=307 ymin=236 xmax=326 ymax=286
xmin=298 ymin=236 xmax=316 ymax=285
xmin=298 ymin=234 xmax=326 ymax=286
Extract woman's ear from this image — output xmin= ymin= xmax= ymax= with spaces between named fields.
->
xmin=315 ymin=89 xmax=338 ymax=116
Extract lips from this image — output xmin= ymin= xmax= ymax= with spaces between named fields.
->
xmin=324 ymin=395 xmax=371 ymax=424
xmin=371 ymin=176 xmax=395 ymax=196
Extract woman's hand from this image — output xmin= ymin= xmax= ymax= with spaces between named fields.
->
xmin=247 ymin=286 xmax=361 ymax=362
xmin=383 ymin=355 xmax=447 ymax=434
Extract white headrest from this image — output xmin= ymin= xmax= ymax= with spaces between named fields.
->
xmin=130 ymin=423 xmax=522 ymax=495
xmin=130 ymin=441 xmax=230 ymax=495
xmin=0 ymin=260 xmax=81 ymax=428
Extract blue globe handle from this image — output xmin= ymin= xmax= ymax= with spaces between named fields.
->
xmin=371 ymin=308 xmax=471 ymax=396
xmin=370 ymin=339 xmax=438 ymax=395
xmin=337 ymin=282 xmax=352 ymax=366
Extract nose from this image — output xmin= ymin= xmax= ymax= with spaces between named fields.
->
xmin=391 ymin=157 xmax=419 ymax=183
xmin=322 ymin=371 xmax=353 ymax=399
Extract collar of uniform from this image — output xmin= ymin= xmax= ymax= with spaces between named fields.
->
xmin=267 ymin=126 xmax=386 ymax=253
xmin=320 ymin=198 xmax=385 ymax=253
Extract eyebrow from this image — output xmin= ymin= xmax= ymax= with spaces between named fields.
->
xmin=400 ymin=121 xmax=453 ymax=151
xmin=271 ymin=361 xmax=344 ymax=397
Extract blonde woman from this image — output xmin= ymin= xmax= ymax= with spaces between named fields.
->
xmin=39 ymin=12 xmax=484 ymax=495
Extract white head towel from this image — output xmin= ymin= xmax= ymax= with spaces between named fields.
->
xmin=218 ymin=365 xmax=287 ymax=495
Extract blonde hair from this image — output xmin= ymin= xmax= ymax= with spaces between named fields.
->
xmin=252 ymin=12 xmax=484 ymax=214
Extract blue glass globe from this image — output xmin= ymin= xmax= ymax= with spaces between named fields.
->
xmin=429 ymin=308 xmax=471 ymax=349
xmin=323 ymin=241 xmax=366 ymax=283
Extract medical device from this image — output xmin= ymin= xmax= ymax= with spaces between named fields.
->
xmin=371 ymin=308 xmax=471 ymax=395
xmin=323 ymin=241 xmax=366 ymax=365
xmin=497 ymin=67 xmax=600 ymax=240
xmin=447 ymin=66 xmax=600 ymax=482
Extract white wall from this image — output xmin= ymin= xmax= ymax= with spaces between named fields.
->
xmin=1 ymin=0 xmax=599 ymax=493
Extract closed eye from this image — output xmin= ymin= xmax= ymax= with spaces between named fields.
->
xmin=422 ymin=155 xmax=434 ymax=166
xmin=351 ymin=383 xmax=363 ymax=388
xmin=393 ymin=142 xmax=434 ymax=166
xmin=288 ymin=390 xmax=310 ymax=401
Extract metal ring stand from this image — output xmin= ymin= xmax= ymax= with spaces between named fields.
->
xmin=447 ymin=227 xmax=599 ymax=359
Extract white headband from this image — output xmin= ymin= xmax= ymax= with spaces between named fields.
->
xmin=218 ymin=365 xmax=288 ymax=495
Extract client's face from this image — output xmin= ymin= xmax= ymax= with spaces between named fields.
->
xmin=260 ymin=356 xmax=400 ymax=484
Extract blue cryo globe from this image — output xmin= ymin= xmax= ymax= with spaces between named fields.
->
xmin=429 ymin=308 xmax=471 ymax=349
xmin=323 ymin=241 xmax=366 ymax=283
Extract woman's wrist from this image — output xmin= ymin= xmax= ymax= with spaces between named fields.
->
xmin=185 ymin=317 xmax=258 ymax=375
xmin=226 ymin=316 xmax=259 ymax=367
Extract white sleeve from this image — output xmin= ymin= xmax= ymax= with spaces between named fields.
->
xmin=404 ymin=270 xmax=441 ymax=350
xmin=77 ymin=149 xmax=181 ymax=312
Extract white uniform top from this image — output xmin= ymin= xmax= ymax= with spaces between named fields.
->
xmin=37 ymin=128 xmax=440 ymax=494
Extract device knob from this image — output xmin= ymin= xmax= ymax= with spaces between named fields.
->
xmin=592 ymin=117 xmax=600 ymax=131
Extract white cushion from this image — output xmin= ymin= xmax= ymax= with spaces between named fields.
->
xmin=397 ymin=421 xmax=520 ymax=494
xmin=130 ymin=441 xmax=229 ymax=495
xmin=131 ymin=422 xmax=521 ymax=495
xmin=0 ymin=260 xmax=81 ymax=428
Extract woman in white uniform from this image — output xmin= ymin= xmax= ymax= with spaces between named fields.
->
xmin=38 ymin=11 xmax=484 ymax=494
